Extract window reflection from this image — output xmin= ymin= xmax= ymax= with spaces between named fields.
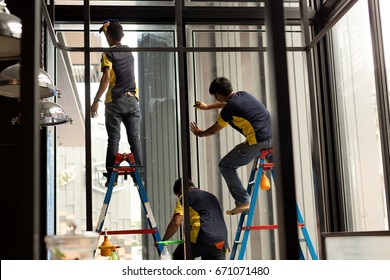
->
xmin=331 ymin=0 xmax=388 ymax=231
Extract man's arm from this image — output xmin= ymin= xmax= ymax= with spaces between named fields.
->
xmin=90 ymin=67 xmax=110 ymax=118
xmin=162 ymin=213 xmax=183 ymax=241
xmin=190 ymin=121 xmax=224 ymax=137
xmin=194 ymin=100 xmax=225 ymax=110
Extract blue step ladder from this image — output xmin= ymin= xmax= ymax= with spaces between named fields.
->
xmin=95 ymin=152 xmax=163 ymax=254
xmin=229 ymin=149 xmax=318 ymax=260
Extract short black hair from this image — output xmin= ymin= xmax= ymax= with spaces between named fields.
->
xmin=173 ymin=178 xmax=196 ymax=196
xmin=107 ymin=21 xmax=124 ymax=42
xmin=209 ymin=77 xmax=233 ymax=96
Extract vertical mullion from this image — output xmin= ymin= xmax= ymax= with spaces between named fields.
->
xmin=265 ymin=0 xmax=299 ymax=259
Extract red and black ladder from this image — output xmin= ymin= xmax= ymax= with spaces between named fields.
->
xmin=95 ymin=152 xmax=164 ymax=254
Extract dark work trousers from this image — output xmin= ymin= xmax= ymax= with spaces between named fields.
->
xmin=172 ymin=241 xmax=226 ymax=260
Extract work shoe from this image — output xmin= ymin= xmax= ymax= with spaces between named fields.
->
xmin=130 ymin=173 xmax=139 ymax=186
xmin=103 ymin=172 xmax=117 ymax=188
xmin=105 ymin=180 xmax=117 ymax=188
xmin=132 ymin=178 xmax=145 ymax=187
xmin=226 ymin=203 xmax=250 ymax=215
xmin=131 ymin=171 xmax=145 ymax=187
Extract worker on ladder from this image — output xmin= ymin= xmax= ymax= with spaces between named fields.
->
xmin=190 ymin=77 xmax=272 ymax=215
xmin=90 ymin=19 xmax=143 ymax=187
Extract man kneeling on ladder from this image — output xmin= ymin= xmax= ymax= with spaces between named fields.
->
xmin=162 ymin=178 xmax=229 ymax=260
xmin=191 ymin=77 xmax=272 ymax=215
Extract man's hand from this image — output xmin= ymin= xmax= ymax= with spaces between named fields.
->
xmin=190 ymin=122 xmax=203 ymax=137
xmin=193 ymin=101 xmax=208 ymax=110
xmin=99 ymin=21 xmax=110 ymax=35
xmin=191 ymin=122 xmax=224 ymax=138
xmin=90 ymin=102 xmax=99 ymax=118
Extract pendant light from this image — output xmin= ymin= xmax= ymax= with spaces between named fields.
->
xmin=0 ymin=0 xmax=22 ymax=60
xmin=0 ymin=62 xmax=60 ymax=99
xmin=8 ymin=102 xmax=72 ymax=126
xmin=40 ymin=101 xmax=72 ymax=126
xmin=0 ymin=1 xmax=71 ymax=127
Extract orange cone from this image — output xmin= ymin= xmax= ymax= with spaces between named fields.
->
xmin=99 ymin=232 xmax=113 ymax=257
xmin=260 ymin=172 xmax=271 ymax=190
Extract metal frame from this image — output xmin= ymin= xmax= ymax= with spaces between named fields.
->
xmin=40 ymin=0 xmax=317 ymax=260
xmin=368 ymin=0 xmax=390 ymax=230
xmin=3 ymin=0 xmax=389 ymax=260
xmin=314 ymin=0 xmax=390 ymax=236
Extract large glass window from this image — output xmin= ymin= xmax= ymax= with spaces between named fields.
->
xmin=49 ymin=4 xmax=319 ymax=261
xmin=49 ymin=14 xmax=320 ymax=261
xmin=187 ymin=24 xmax=318 ymax=260
xmin=331 ymin=0 xmax=388 ymax=231
xmin=55 ymin=25 xmax=178 ymax=260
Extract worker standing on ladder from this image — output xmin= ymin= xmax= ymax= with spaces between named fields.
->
xmin=162 ymin=178 xmax=229 ymax=260
xmin=90 ymin=19 xmax=143 ymax=187
xmin=191 ymin=77 xmax=272 ymax=215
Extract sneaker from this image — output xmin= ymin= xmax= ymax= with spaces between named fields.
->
xmin=226 ymin=203 xmax=250 ymax=215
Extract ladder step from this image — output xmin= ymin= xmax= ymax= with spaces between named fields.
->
xmin=99 ymin=229 xmax=157 ymax=235
xmin=241 ymin=225 xmax=278 ymax=230
xmin=259 ymin=163 xmax=274 ymax=170
xmin=240 ymin=224 xmax=304 ymax=231
xmin=114 ymin=166 xmax=136 ymax=173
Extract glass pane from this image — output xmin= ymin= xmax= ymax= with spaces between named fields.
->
xmin=187 ymin=24 xmax=317 ymax=259
xmin=379 ymin=0 xmax=390 ymax=97
xmin=55 ymin=24 xmax=174 ymax=48
xmin=54 ymin=0 xmax=174 ymax=6
xmin=55 ymin=25 xmax=178 ymax=260
xmin=325 ymin=234 xmax=390 ymax=260
xmin=331 ymin=0 xmax=388 ymax=231
xmin=189 ymin=25 xmax=266 ymax=47
xmin=185 ymin=0 xmax=263 ymax=7
xmin=188 ymin=25 xmax=303 ymax=48
xmin=55 ymin=50 xmax=87 ymax=235
xmin=185 ymin=0 xmax=302 ymax=8
xmin=53 ymin=0 xmax=307 ymax=8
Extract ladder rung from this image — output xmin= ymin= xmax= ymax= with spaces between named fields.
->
xmin=258 ymin=163 xmax=274 ymax=170
xmin=241 ymin=224 xmax=304 ymax=231
xmin=242 ymin=225 xmax=278 ymax=231
xmin=113 ymin=167 xmax=137 ymax=173
xmin=99 ymin=229 xmax=157 ymax=235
